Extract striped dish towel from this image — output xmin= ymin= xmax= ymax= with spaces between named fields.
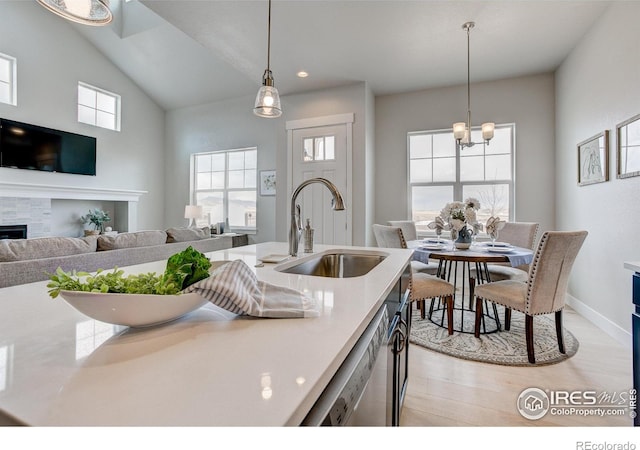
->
xmin=182 ymin=259 xmax=319 ymax=318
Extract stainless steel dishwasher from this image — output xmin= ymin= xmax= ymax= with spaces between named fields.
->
xmin=301 ymin=303 xmax=391 ymax=426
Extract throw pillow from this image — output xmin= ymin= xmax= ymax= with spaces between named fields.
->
xmin=97 ymin=230 xmax=168 ymax=251
xmin=165 ymin=227 xmax=211 ymax=243
xmin=0 ymin=235 xmax=98 ymax=262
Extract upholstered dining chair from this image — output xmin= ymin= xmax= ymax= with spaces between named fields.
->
xmin=473 ymin=230 xmax=588 ymax=363
xmin=471 ymin=222 xmax=539 ymax=284
xmin=373 ymin=224 xmax=456 ymax=334
xmin=374 ymin=223 xmax=438 ymax=276
xmin=387 ymin=220 xmax=418 ymax=241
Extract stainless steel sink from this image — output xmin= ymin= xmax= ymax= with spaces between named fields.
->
xmin=276 ymin=250 xmax=387 ymax=278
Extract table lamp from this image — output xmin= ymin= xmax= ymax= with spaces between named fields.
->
xmin=184 ymin=205 xmax=203 ymax=228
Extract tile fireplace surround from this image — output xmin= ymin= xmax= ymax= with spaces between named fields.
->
xmin=0 ymin=182 xmax=147 ymax=238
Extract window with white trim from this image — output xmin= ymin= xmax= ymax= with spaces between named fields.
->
xmin=408 ymin=124 xmax=515 ymax=234
xmin=77 ymin=82 xmax=121 ymax=131
xmin=0 ymin=53 xmax=17 ymax=106
xmin=191 ymin=147 xmax=257 ymax=231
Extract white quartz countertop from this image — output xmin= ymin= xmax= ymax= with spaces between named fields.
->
xmin=0 ymin=242 xmax=412 ymax=426
xmin=624 ymin=261 xmax=640 ymax=272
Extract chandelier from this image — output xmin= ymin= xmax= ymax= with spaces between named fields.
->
xmin=36 ymin=0 xmax=113 ymax=26
xmin=453 ymin=22 xmax=494 ymax=150
xmin=253 ymin=0 xmax=282 ymax=118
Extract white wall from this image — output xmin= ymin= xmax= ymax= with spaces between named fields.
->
xmin=164 ymin=82 xmax=370 ymax=245
xmin=374 ymin=73 xmax=556 ymax=237
xmin=0 ymin=1 xmax=166 ymax=233
xmin=556 ymin=2 xmax=640 ymax=335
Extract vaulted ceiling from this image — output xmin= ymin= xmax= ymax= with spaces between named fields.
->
xmin=69 ymin=0 xmax=610 ymax=111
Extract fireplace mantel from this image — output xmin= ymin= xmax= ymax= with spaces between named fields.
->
xmin=0 ymin=182 xmax=147 ymax=233
xmin=0 ymin=182 xmax=147 ymax=202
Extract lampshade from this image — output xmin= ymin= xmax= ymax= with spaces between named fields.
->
xmin=453 ymin=122 xmax=467 ymax=140
xmin=254 ymin=71 xmax=282 ymax=118
xmin=184 ymin=205 xmax=203 ymax=220
xmin=482 ymin=122 xmax=495 ymax=141
xmin=37 ymin=0 xmax=113 ymax=26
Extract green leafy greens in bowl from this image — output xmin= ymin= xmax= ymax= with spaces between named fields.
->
xmin=47 ymin=246 xmax=212 ymax=298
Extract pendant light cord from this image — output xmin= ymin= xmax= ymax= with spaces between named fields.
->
xmin=266 ymin=0 xmax=272 ymax=72
xmin=466 ymin=23 xmax=471 ymax=132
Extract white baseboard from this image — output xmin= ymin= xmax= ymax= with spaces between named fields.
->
xmin=566 ymin=294 xmax=631 ymax=349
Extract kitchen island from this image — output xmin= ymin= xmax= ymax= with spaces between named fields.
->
xmin=0 ymin=242 xmax=412 ymax=426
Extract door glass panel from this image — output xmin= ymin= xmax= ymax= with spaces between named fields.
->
xmin=325 ymin=136 xmax=335 ymax=160
xmin=303 ymin=138 xmax=313 ymax=161
xmin=314 ymin=137 xmax=324 ymax=160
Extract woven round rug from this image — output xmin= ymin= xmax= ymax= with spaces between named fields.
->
xmin=409 ymin=307 xmax=579 ymax=366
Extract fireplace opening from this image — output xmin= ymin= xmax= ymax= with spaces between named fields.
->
xmin=0 ymin=225 xmax=27 ymax=240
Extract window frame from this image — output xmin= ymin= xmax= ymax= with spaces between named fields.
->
xmin=77 ymin=82 xmax=121 ymax=131
xmin=407 ymin=123 xmax=516 ymax=236
xmin=0 ymin=52 xmax=17 ymax=106
xmin=190 ymin=147 xmax=258 ymax=233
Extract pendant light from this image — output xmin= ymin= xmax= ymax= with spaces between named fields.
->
xmin=37 ymin=0 xmax=113 ymax=26
xmin=254 ymin=0 xmax=282 ymax=118
xmin=453 ymin=22 xmax=494 ymax=150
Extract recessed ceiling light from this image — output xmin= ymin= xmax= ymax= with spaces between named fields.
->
xmin=297 ymin=71 xmax=309 ymax=78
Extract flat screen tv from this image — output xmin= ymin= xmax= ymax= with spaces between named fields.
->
xmin=0 ymin=118 xmax=96 ymax=176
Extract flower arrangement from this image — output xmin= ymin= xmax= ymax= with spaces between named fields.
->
xmin=80 ymin=209 xmax=111 ymax=233
xmin=439 ymin=198 xmax=481 ymax=232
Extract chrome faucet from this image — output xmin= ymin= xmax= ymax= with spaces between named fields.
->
xmin=289 ymin=177 xmax=345 ymax=257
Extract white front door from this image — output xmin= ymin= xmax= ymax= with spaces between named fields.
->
xmin=289 ymin=123 xmax=350 ymax=245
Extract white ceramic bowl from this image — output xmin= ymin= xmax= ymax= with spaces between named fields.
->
xmin=59 ymin=290 xmax=208 ymax=327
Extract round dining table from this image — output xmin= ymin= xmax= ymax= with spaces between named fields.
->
xmin=407 ymin=239 xmax=534 ymax=334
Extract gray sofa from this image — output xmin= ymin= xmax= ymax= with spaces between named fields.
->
xmin=0 ymin=228 xmax=234 ymax=288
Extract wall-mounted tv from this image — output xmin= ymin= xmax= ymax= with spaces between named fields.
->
xmin=0 ymin=118 xmax=96 ymax=176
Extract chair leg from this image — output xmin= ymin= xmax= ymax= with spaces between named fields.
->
xmin=525 ymin=314 xmax=535 ymax=364
xmin=468 ymin=276 xmax=475 ymax=310
xmin=555 ymin=310 xmax=566 ymax=354
xmin=420 ymin=300 xmax=425 ymax=319
xmin=474 ymin=296 xmax=483 ymax=338
xmin=504 ymin=308 xmax=512 ymax=331
xmin=445 ymin=295 xmax=454 ymax=335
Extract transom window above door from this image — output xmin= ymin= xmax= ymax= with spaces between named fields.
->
xmin=408 ymin=124 xmax=515 ymax=234
xmin=303 ymin=135 xmax=335 ymax=161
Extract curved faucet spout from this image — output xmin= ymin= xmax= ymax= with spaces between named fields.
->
xmin=289 ymin=177 xmax=345 ymax=257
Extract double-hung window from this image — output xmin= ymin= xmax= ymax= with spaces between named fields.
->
xmin=0 ymin=53 xmax=17 ymax=106
xmin=77 ymin=82 xmax=121 ymax=131
xmin=408 ymin=124 xmax=515 ymax=234
xmin=191 ymin=147 xmax=257 ymax=231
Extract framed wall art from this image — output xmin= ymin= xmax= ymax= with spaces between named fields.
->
xmin=259 ymin=170 xmax=276 ymax=196
xmin=616 ymin=113 xmax=640 ymax=179
xmin=577 ymin=130 xmax=609 ymax=186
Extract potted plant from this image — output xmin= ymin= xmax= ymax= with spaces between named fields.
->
xmin=80 ymin=209 xmax=111 ymax=236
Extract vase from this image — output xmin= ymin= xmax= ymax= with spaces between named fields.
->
xmin=454 ymin=225 xmax=473 ymax=249
xmin=84 ymin=230 xmax=100 ymax=237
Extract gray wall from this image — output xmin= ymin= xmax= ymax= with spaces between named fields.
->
xmin=374 ymin=73 xmax=556 ymax=237
xmin=164 ymin=82 xmax=370 ymax=245
xmin=556 ymin=1 xmax=640 ymax=335
xmin=0 ymin=1 xmax=166 ymax=233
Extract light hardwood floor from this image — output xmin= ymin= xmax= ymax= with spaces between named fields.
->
xmin=400 ymin=306 xmax=634 ymax=427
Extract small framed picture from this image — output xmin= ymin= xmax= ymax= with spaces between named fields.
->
xmin=577 ymin=130 xmax=609 ymax=186
xmin=259 ymin=170 xmax=276 ymax=196
xmin=616 ymin=113 xmax=640 ymax=179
